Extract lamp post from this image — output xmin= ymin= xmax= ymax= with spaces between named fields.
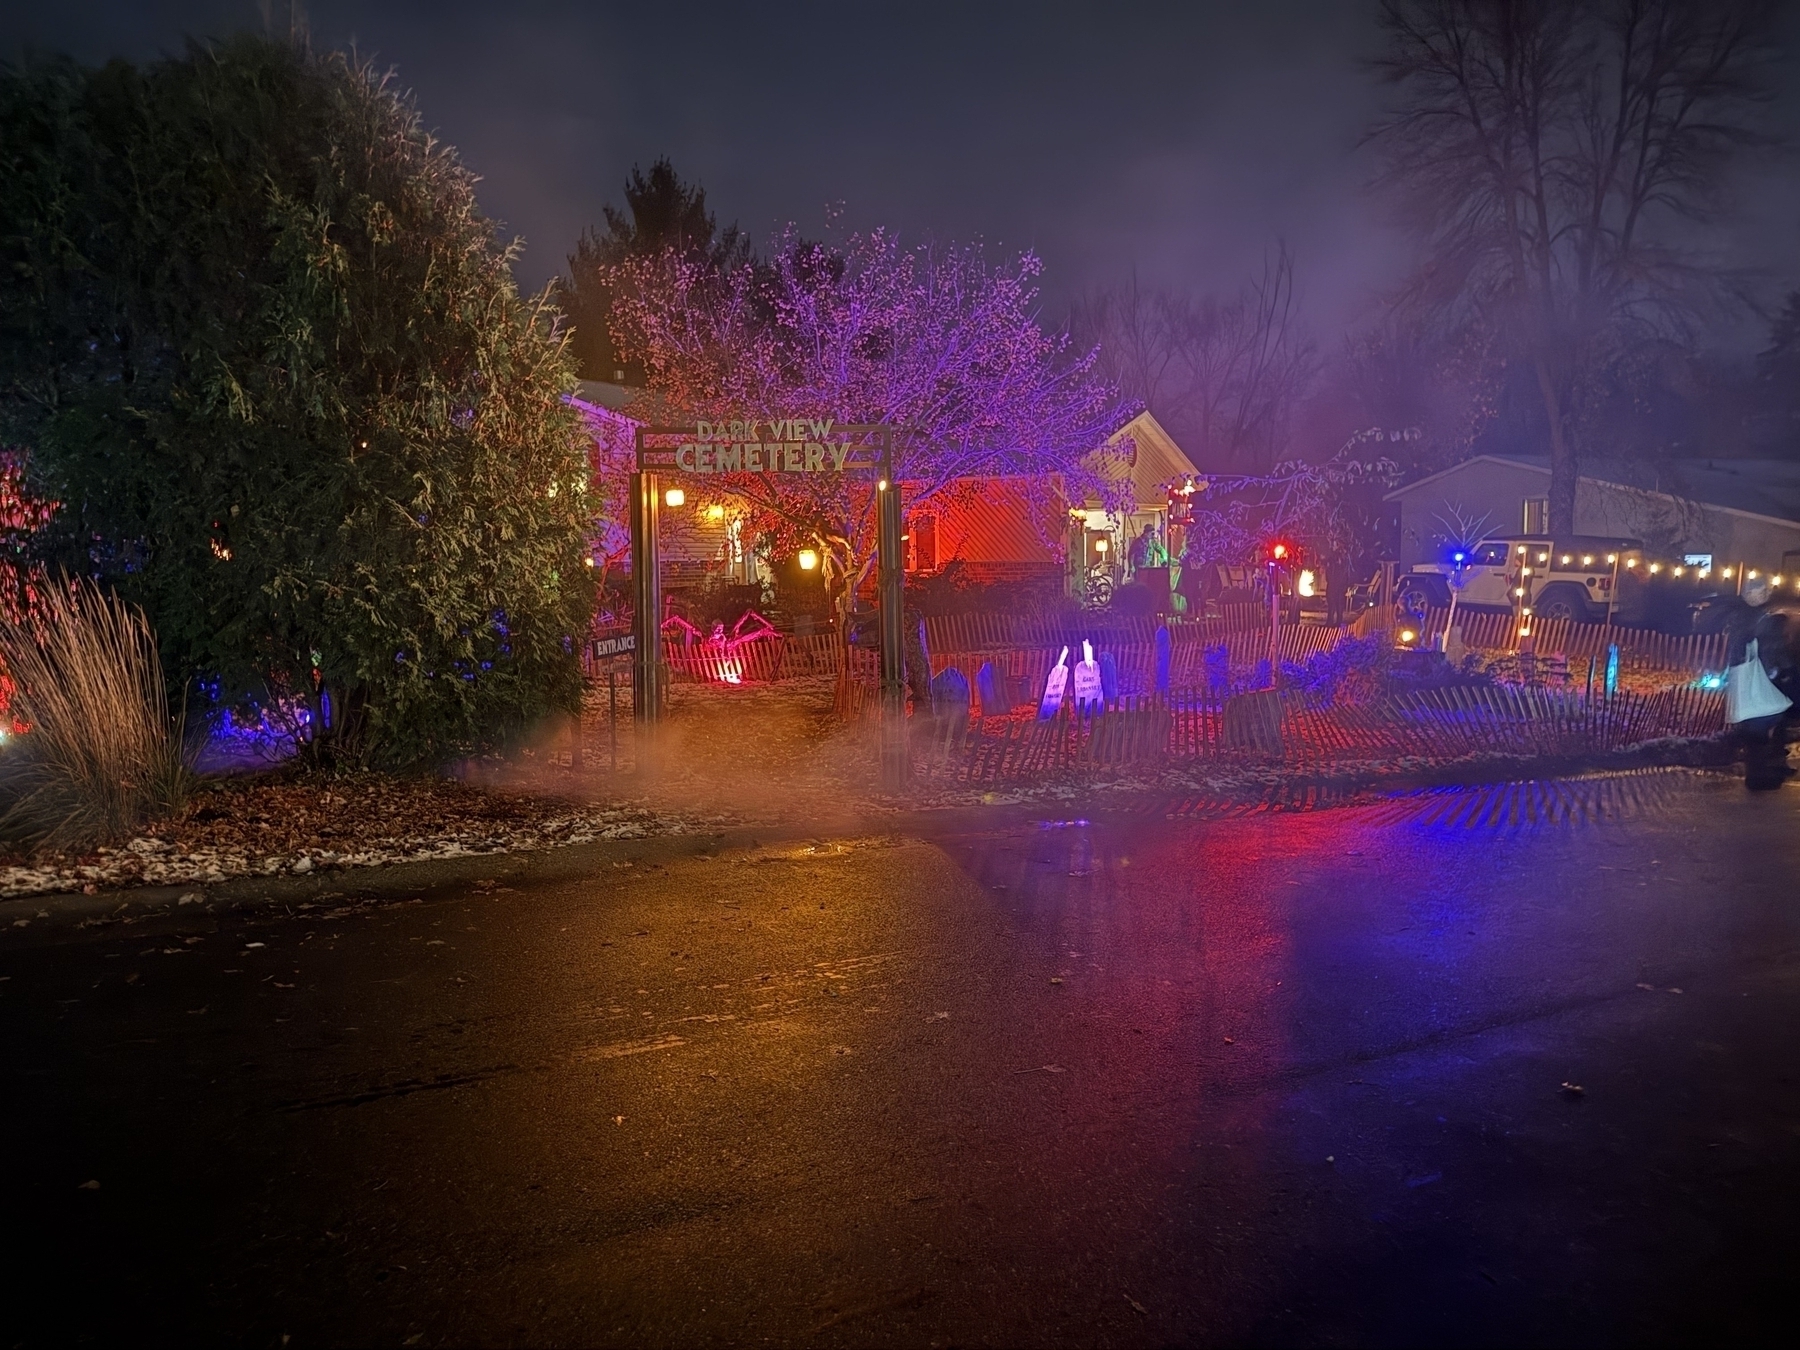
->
xmin=876 ymin=475 xmax=907 ymax=789
xmin=1265 ymin=541 xmax=1292 ymax=678
xmin=1444 ymin=548 xmax=1470 ymax=652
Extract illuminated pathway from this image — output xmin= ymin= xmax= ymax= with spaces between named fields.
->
xmin=2 ymin=768 xmax=1797 ymax=1346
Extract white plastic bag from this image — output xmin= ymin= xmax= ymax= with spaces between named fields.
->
xmin=1726 ymin=639 xmax=1793 ymax=724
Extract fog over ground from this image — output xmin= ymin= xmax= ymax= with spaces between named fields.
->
xmin=6 ymin=1 xmax=1799 ymax=343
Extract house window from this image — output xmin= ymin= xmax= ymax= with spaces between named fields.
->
xmin=1522 ymin=497 xmax=1549 ymax=533
xmin=906 ymin=513 xmax=938 ymax=572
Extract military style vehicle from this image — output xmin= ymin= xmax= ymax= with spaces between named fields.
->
xmin=1394 ymin=534 xmax=1653 ymax=625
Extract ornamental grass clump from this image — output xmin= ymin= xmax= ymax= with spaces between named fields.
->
xmin=0 ymin=577 xmax=192 ymax=853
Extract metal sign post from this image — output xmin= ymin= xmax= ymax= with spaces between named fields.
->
xmin=876 ymin=470 xmax=906 ymax=787
xmin=628 ymin=468 xmax=664 ymax=725
xmin=629 ymin=420 xmax=906 ymax=782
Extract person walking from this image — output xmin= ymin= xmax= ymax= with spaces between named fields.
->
xmin=1723 ymin=578 xmax=1798 ymax=790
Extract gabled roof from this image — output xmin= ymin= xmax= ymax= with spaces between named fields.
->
xmin=1386 ymin=453 xmax=1800 ymax=528
xmin=1383 ymin=454 xmax=1549 ymax=501
xmin=1092 ymin=410 xmax=1199 ymax=509
xmin=573 ymin=380 xmax=643 ymax=413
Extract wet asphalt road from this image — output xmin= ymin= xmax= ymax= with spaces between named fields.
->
xmin=3 ymin=768 xmax=1799 ymax=1348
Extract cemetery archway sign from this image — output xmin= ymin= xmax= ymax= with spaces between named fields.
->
xmin=630 ymin=419 xmax=906 ymax=775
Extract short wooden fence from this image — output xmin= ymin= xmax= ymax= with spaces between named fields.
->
xmin=906 ymin=682 xmax=1726 ymax=786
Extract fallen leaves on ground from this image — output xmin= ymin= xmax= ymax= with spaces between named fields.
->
xmin=0 ymin=773 xmax=727 ymax=900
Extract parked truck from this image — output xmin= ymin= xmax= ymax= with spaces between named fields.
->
xmin=1393 ymin=534 xmax=1654 ymax=626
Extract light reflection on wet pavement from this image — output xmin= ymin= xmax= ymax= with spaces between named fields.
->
xmin=2 ymin=768 xmax=1797 ymax=1346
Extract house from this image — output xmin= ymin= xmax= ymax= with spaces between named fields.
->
xmin=570 ymin=381 xmax=759 ymax=589
xmin=1385 ymin=454 xmax=1800 ymax=574
xmin=572 ymin=389 xmax=1202 ymax=598
xmin=914 ymin=411 xmax=1200 ymax=592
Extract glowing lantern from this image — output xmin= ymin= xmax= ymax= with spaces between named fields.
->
xmin=665 ymin=487 xmax=686 ymax=508
xmin=706 ymin=503 xmax=726 ymax=521
xmin=797 ymin=549 xmax=819 ymax=571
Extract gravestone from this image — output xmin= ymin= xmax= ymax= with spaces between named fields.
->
xmin=931 ymin=666 xmax=971 ymax=718
xmin=1072 ymin=641 xmax=1104 ymax=713
xmin=1097 ymin=650 xmax=1119 ymax=703
xmin=1038 ymin=646 xmax=1071 ymax=720
xmin=976 ymin=661 xmax=1005 ymax=716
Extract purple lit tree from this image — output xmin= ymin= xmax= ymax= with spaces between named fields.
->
xmin=603 ymin=229 xmax=1133 ymax=614
xmin=1178 ymin=427 xmax=1408 ymax=571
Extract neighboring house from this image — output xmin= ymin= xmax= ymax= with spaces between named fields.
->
xmin=1386 ymin=454 xmax=1800 ymax=573
xmin=570 ymin=381 xmax=760 ymax=589
xmin=917 ymin=411 xmax=1200 ymax=591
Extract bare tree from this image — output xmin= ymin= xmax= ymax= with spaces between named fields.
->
xmin=1368 ymin=0 xmax=1775 ymax=533
xmin=1073 ymin=245 xmax=1319 ymax=471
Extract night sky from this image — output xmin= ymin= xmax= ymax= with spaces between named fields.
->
xmin=7 ymin=1 xmax=1799 ymax=340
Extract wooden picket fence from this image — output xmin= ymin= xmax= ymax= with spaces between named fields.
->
xmin=648 ymin=602 xmax=1725 ymax=694
xmin=662 ymin=629 xmax=846 ymax=684
xmin=906 ymin=681 xmax=1726 ymax=786
xmin=921 ymin=604 xmax=1269 ymax=656
xmin=1414 ymin=607 xmax=1727 ymax=674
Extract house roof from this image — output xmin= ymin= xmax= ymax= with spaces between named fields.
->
xmin=1090 ymin=411 xmax=1199 ymax=510
xmin=1386 ymin=454 xmax=1800 ymax=528
xmin=573 ymin=380 xmax=642 ymax=413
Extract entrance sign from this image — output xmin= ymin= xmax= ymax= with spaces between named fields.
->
xmin=628 ymin=420 xmax=906 ymax=783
